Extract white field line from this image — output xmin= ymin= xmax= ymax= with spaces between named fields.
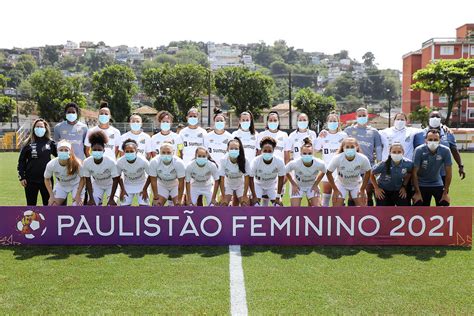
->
xmin=229 ymin=245 xmax=248 ymax=316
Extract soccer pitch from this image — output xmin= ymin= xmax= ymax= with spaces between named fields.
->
xmin=0 ymin=152 xmax=473 ymax=314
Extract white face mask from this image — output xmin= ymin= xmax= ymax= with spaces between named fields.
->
xmin=427 ymin=141 xmax=440 ymax=151
xmin=394 ymin=120 xmax=406 ymax=130
xmin=429 ymin=117 xmax=441 ymax=128
xmin=390 ymin=153 xmax=403 ymax=162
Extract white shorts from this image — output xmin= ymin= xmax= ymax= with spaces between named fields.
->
xmin=157 ymin=185 xmax=179 ymax=200
xmin=333 ymin=182 xmax=360 ymax=200
xmin=92 ymin=183 xmax=117 ymax=206
xmin=254 ymin=184 xmax=277 ymax=200
xmin=121 ymin=192 xmax=149 ymax=206
xmin=53 ymin=183 xmax=84 ymax=205
xmin=224 ymin=185 xmax=244 ymax=198
xmin=290 ymin=186 xmax=319 ymax=199
xmin=190 ymin=185 xmax=213 ymax=206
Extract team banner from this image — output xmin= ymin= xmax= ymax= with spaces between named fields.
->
xmin=0 ymin=206 xmax=471 ymax=246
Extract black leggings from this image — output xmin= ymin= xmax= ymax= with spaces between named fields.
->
xmin=375 ymin=190 xmax=411 ymax=206
xmin=24 ymin=181 xmax=50 ymax=206
xmin=414 ymin=186 xmax=449 ymax=206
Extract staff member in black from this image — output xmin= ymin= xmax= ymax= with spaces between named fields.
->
xmin=17 ymin=118 xmax=57 ymax=205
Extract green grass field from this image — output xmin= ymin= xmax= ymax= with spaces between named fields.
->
xmin=0 ymin=152 xmax=472 ymax=314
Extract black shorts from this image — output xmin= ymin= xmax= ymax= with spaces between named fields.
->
xmin=414 ymin=186 xmax=449 ymax=206
xmin=375 ymin=189 xmax=411 ymax=206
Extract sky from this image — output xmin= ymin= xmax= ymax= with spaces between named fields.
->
xmin=2 ymin=0 xmax=473 ymax=71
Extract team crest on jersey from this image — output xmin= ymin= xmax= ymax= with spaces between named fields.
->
xmin=61 ymin=130 xmax=67 ymax=134
xmin=140 ymin=139 xmax=146 ymax=144
xmin=272 ymin=168 xmax=278 ymax=173
xmin=436 ymin=155 xmax=442 ymax=160
xmin=401 ymin=168 xmax=407 ymax=174
xmin=340 ymin=166 xmax=345 ymax=171
xmin=352 ymin=131 xmax=357 ymax=135
xmin=209 ymin=139 xmax=214 ymax=143
xmin=223 ymin=139 xmax=229 ymax=144
xmin=109 ymin=134 xmax=115 ymax=139
xmin=184 ymin=134 xmax=189 ymax=138
xmin=197 ymin=133 xmax=203 ymax=138
xmin=45 ymin=144 xmax=50 ymax=150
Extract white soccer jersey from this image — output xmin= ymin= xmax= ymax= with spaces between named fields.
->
xmin=44 ymin=158 xmax=81 ymax=189
xmin=285 ymin=157 xmax=326 ymax=188
xmin=249 ymin=155 xmax=286 ymax=189
xmin=285 ymin=129 xmax=317 ymax=160
xmin=380 ymin=126 xmax=421 ymax=161
xmin=219 ymin=155 xmax=251 ymax=188
xmin=257 ymin=130 xmax=288 ymax=161
xmin=314 ymin=131 xmax=348 ymax=166
xmin=119 ymin=131 xmax=151 ymax=158
xmin=84 ymin=126 xmax=121 ymax=161
xmin=81 ymin=156 xmax=120 ymax=188
xmin=148 ymin=156 xmax=186 ymax=187
xmin=327 ymin=152 xmax=371 ymax=190
xmin=185 ymin=160 xmax=219 ymax=188
xmin=116 ymin=155 xmax=149 ymax=187
xmin=204 ymin=131 xmax=233 ymax=167
xmin=147 ymin=131 xmax=183 ymax=156
xmin=232 ymin=129 xmax=258 ymax=161
xmin=179 ymin=127 xmax=207 ymax=165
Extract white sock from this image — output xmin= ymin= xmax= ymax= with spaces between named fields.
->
xmin=262 ymin=198 xmax=270 ymax=206
xmin=322 ymin=194 xmax=331 ymax=207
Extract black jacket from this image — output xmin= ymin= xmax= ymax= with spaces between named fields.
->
xmin=17 ymin=138 xmax=57 ymax=183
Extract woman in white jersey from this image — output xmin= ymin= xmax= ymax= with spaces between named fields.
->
xmin=205 ymin=109 xmax=233 ymax=167
xmin=179 ymin=107 xmax=208 ymax=166
xmin=257 ymin=111 xmax=288 ymax=161
xmin=286 ymin=138 xmax=326 ymax=207
xmin=79 ymin=130 xmax=121 ymax=206
xmin=314 ymin=113 xmax=348 ymax=207
xmin=232 ymin=111 xmax=258 ymax=162
xmin=148 ymin=111 xmax=183 ymax=159
xmin=112 ymin=139 xmax=150 ymax=206
xmin=284 ymin=113 xmax=317 ymax=164
xmin=185 ymin=147 xmax=220 ymax=206
xmin=84 ymin=101 xmax=121 ymax=161
xmin=44 ymin=140 xmax=84 ymax=206
xmin=119 ymin=114 xmax=151 ymax=159
xmin=147 ymin=142 xmax=186 ymax=206
xmin=326 ymin=137 xmax=371 ymax=207
xmin=219 ymin=138 xmax=253 ymax=206
xmin=249 ymin=137 xmax=286 ymax=206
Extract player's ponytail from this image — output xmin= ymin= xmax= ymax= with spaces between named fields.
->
xmin=228 ymin=138 xmax=247 ymax=174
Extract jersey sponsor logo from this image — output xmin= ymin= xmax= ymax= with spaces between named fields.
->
xmin=436 ymin=155 xmax=442 ymax=161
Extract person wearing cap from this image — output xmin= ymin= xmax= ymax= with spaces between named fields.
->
xmin=53 ymin=102 xmax=88 ymax=160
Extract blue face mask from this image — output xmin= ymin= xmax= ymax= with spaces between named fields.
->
xmin=66 ymin=113 xmax=77 ymax=123
xmin=327 ymin=122 xmax=339 ymax=131
xmin=125 ymin=152 xmax=137 ymax=161
xmin=229 ymin=149 xmax=240 ymax=159
xmin=130 ymin=123 xmax=141 ymax=132
xmin=160 ymin=154 xmax=173 ymax=163
xmin=188 ymin=117 xmax=198 ymax=126
xmin=356 ymin=116 xmax=368 ymax=125
xmin=196 ymin=157 xmax=208 ymax=166
xmin=92 ymin=151 xmax=104 ymax=160
xmin=301 ymin=154 xmax=313 ymax=163
xmin=98 ymin=114 xmax=110 ymax=124
xmin=297 ymin=121 xmax=308 ymax=130
xmin=34 ymin=127 xmax=46 ymax=137
xmin=240 ymin=121 xmax=251 ymax=130
xmin=215 ymin=121 xmax=225 ymax=130
xmin=161 ymin=122 xmax=171 ymax=131
xmin=58 ymin=151 xmax=70 ymax=160
xmin=344 ymin=148 xmax=356 ymax=158
xmin=262 ymin=152 xmax=273 ymax=161
xmin=268 ymin=122 xmax=279 ymax=131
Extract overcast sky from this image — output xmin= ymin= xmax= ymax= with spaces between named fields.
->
xmin=2 ymin=0 xmax=473 ymax=70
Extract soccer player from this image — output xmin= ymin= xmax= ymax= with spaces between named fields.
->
xmin=326 ymin=137 xmax=371 ymax=207
xmin=205 ymin=109 xmax=233 ymax=167
xmin=257 ymin=111 xmax=288 ymax=161
xmin=179 ymin=108 xmax=208 ymax=165
xmin=147 ymin=143 xmax=186 ymax=206
xmin=412 ymin=129 xmax=452 ymax=206
xmin=314 ymin=113 xmax=348 ymax=206
xmin=119 ymin=114 xmax=151 ymax=159
xmin=285 ymin=138 xmax=326 ymax=207
xmin=148 ymin=110 xmax=183 ymax=158
xmin=371 ymin=143 xmax=413 ymax=206
xmin=380 ymin=113 xmax=421 ymax=161
xmin=249 ymin=137 xmax=286 ymax=206
xmin=53 ymin=102 xmax=88 ymax=160
xmin=285 ymin=113 xmax=317 ymax=164
xmin=185 ymin=147 xmax=220 ymax=206
xmin=232 ymin=111 xmax=258 ymax=162
xmin=44 ymin=140 xmax=83 ymax=206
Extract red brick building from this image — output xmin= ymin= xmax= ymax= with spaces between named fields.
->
xmin=402 ymin=24 xmax=474 ymax=124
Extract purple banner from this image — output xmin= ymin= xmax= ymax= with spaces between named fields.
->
xmin=0 ymin=206 xmax=471 ymax=246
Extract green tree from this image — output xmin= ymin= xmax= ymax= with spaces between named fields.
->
xmin=215 ymin=67 xmax=274 ymax=118
xmin=362 ymin=52 xmax=375 ymax=68
xmin=409 ymin=105 xmax=433 ymax=128
xmin=85 ymin=52 xmax=115 ymax=72
xmin=294 ymin=88 xmax=336 ymax=129
xmin=175 ymin=48 xmax=209 ymax=67
xmin=0 ymin=96 xmax=15 ymax=122
xmin=43 ymin=46 xmax=60 ymax=66
xmin=0 ymin=74 xmax=9 ymax=90
xmin=412 ymin=59 xmax=474 ymax=126
xmin=92 ymin=64 xmax=138 ymax=122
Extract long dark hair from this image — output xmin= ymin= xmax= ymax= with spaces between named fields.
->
xmin=194 ymin=146 xmax=218 ymax=167
xmin=239 ymin=111 xmax=256 ymax=135
xmin=266 ymin=111 xmax=280 ymax=130
xmin=228 ymin=137 xmax=246 ymax=174
xmin=384 ymin=143 xmax=404 ymax=176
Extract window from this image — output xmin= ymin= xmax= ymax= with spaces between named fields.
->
xmin=470 ymin=94 xmax=474 ymax=103
xmin=470 ymin=77 xmax=474 ymax=87
xmin=469 ymin=109 xmax=474 ymax=119
xmin=471 ymin=46 xmax=474 ymax=55
xmin=439 ymin=95 xmax=448 ymax=103
xmin=440 ymin=45 xmax=454 ymax=55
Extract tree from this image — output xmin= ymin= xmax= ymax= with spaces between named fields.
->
xmin=214 ymin=67 xmax=274 ymax=118
xmin=0 ymin=96 xmax=15 ymax=122
xmin=17 ymin=80 xmax=36 ymax=116
xmin=92 ymin=65 xmax=138 ymax=122
xmin=0 ymin=74 xmax=9 ymax=90
xmin=362 ymin=52 xmax=375 ymax=68
xmin=43 ymin=46 xmax=59 ymax=66
xmin=175 ymin=48 xmax=209 ymax=67
xmin=29 ymin=68 xmax=86 ymax=122
xmin=412 ymin=59 xmax=474 ymax=126
xmin=85 ymin=52 xmax=115 ymax=72
xmin=294 ymin=88 xmax=336 ymax=129
xmin=409 ymin=105 xmax=433 ymax=128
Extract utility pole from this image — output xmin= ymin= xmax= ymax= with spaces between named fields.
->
xmin=208 ymin=69 xmax=211 ymax=128
xmin=288 ymin=70 xmax=292 ymax=130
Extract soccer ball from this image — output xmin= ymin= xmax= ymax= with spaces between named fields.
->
xmin=16 ymin=210 xmax=47 ymax=239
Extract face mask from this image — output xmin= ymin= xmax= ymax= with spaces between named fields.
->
xmin=215 ymin=121 xmax=225 ymax=130
xmin=427 ymin=141 xmax=440 ymax=151
xmin=196 ymin=157 xmax=208 ymax=166
xmin=34 ymin=127 xmax=46 ymax=137
xmin=297 ymin=121 xmax=308 ymax=130
xmin=240 ymin=121 xmax=251 ymax=130
xmin=262 ymin=153 xmax=273 ymax=161
xmin=327 ymin=122 xmax=339 ymax=131
xmin=390 ymin=153 xmax=403 ymax=162
xmin=92 ymin=151 xmax=104 ymax=160
xmin=125 ymin=152 xmax=136 ymax=161
xmin=161 ymin=122 xmax=171 ymax=131
xmin=268 ymin=122 xmax=279 ymax=130
xmin=58 ymin=151 xmax=70 ymax=160
xmin=301 ymin=154 xmax=313 ymax=163
xmin=66 ymin=113 xmax=77 ymax=123
xmin=429 ymin=117 xmax=441 ymax=128
xmin=344 ymin=148 xmax=356 ymax=158
xmin=356 ymin=116 xmax=368 ymax=125
xmin=394 ymin=120 xmax=406 ymax=130
xmin=229 ymin=149 xmax=240 ymax=159
xmin=130 ymin=123 xmax=141 ymax=132
xmin=98 ymin=114 xmax=110 ymax=124
xmin=188 ymin=117 xmax=198 ymax=126
xmin=160 ymin=154 xmax=173 ymax=163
